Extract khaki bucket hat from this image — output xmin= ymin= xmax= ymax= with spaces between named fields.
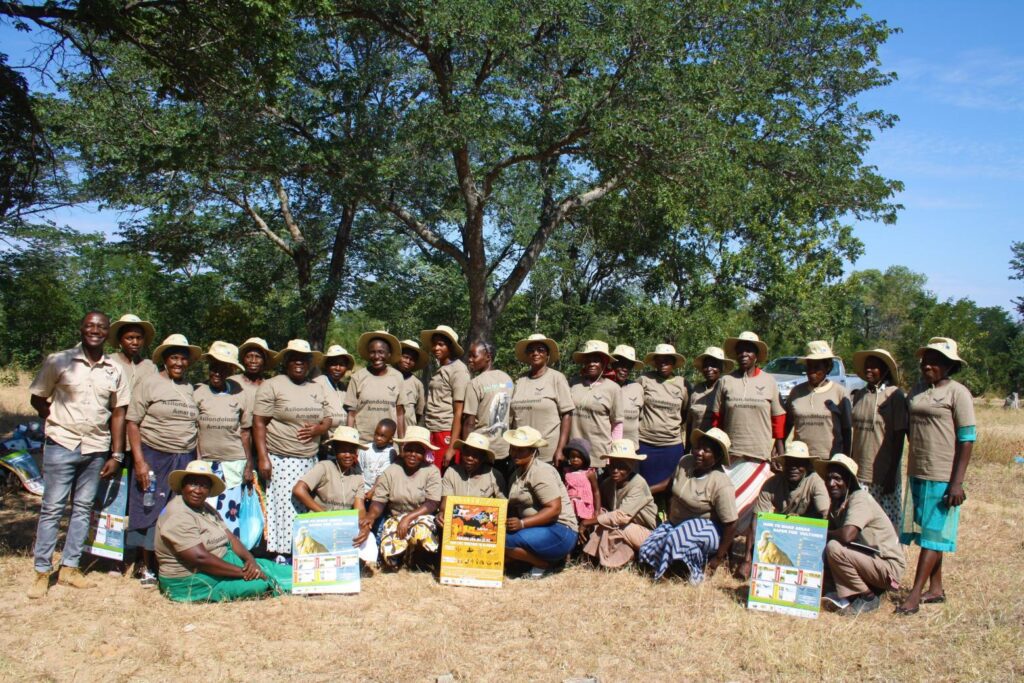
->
xmin=502 ymin=426 xmax=548 ymax=449
xmin=272 ymin=339 xmax=324 ymax=368
xmin=572 ymin=339 xmax=613 ymax=365
xmin=420 ymin=324 xmax=464 ymax=359
xmin=723 ymin=331 xmax=768 ymax=363
xmin=915 ymin=337 xmax=966 ymax=365
xmin=852 ymin=348 xmax=901 ymax=384
xmin=397 ymin=338 xmax=429 ymax=371
xmin=108 ymin=314 xmax=156 ymax=347
xmin=783 ymin=440 xmax=813 ymax=460
xmin=643 ymin=343 xmax=686 ymax=370
xmin=201 ymin=341 xmax=244 ymax=371
xmin=690 ymin=427 xmax=732 ymax=466
xmin=601 ymin=439 xmax=648 ymax=462
xmin=394 ymin=425 xmax=439 ymax=451
xmin=514 ymin=333 xmax=560 ymax=365
xmin=797 ymin=340 xmax=839 ymax=364
xmin=322 ymin=345 xmax=355 ymax=368
xmin=169 ymin=460 xmax=226 ymax=497
xmin=453 ymin=431 xmax=496 ymax=463
xmin=325 ymin=425 xmax=369 ymax=450
xmin=611 ymin=344 xmax=644 ymax=371
xmin=813 ymin=453 xmax=861 ymax=490
xmin=238 ymin=337 xmax=276 ymax=367
xmin=693 ymin=346 xmax=735 ymax=374
xmin=151 ymin=334 xmax=202 ymax=364
xmin=356 ymin=330 xmax=402 ymax=364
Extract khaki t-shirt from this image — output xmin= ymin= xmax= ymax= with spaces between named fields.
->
xmin=907 ymin=380 xmax=976 ymax=481
xmin=126 ymin=373 xmax=199 ymax=453
xmin=785 ymin=381 xmax=850 ymax=459
xmin=838 ymin=489 xmax=906 ymax=579
xmin=313 ymin=375 xmax=347 ymax=428
xmin=400 ymin=373 xmax=426 ymax=428
xmin=569 ymin=377 xmax=624 ymax=458
xmin=463 ymin=369 xmax=514 ymax=460
xmin=155 ymin=496 xmax=231 ymax=579
xmin=109 ymin=353 xmax=158 ymax=399
xmin=685 ymin=381 xmax=718 ymax=445
xmin=599 ymin=473 xmax=658 ymax=529
xmin=509 ymin=369 xmax=575 ymax=463
xmin=507 ymin=460 xmax=578 ymax=532
xmin=713 ymin=370 xmax=785 ymax=461
xmin=344 ymin=367 xmax=403 ymax=442
xmin=371 ymin=463 xmax=442 ymax=516
xmin=754 ymin=472 xmax=829 ymax=517
xmin=667 ymin=455 xmax=738 ymax=525
xmin=298 ymin=460 xmax=364 ymax=510
xmin=194 ymin=381 xmax=251 ymax=462
xmin=253 ymin=375 xmax=328 ymax=458
xmin=851 ymin=385 xmax=908 ymax=485
xmin=228 ymin=374 xmax=264 ymax=420
xmin=637 ymin=373 xmax=688 ymax=447
xmin=441 ymin=464 xmax=507 ymax=499
xmin=424 ymin=360 xmax=471 ymax=432
xmin=619 ymin=382 xmax=644 ymax=447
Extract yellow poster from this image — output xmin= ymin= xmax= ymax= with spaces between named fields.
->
xmin=439 ymin=496 xmax=508 ymax=588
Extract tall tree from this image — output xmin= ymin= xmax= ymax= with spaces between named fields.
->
xmin=1010 ymin=240 xmax=1024 ymax=318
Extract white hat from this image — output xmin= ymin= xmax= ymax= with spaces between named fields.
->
xmin=322 ymin=345 xmax=355 ymax=367
xmin=201 ymin=341 xmax=244 ymax=371
xmin=915 ymin=337 xmax=965 ymax=365
xmin=420 ymin=325 xmax=464 ymax=358
xmin=813 ymin=454 xmax=861 ymax=490
xmin=693 ymin=346 xmax=735 ymax=374
xmin=572 ymin=339 xmax=613 ymax=365
xmin=394 ymin=425 xmax=438 ymax=451
xmin=151 ymin=334 xmax=202 ymax=364
xmin=643 ymin=343 xmax=686 ymax=370
xmin=108 ymin=314 xmax=156 ymax=347
xmin=611 ymin=344 xmax=644 ymax=371
xmin=601 ymin=439 xmax=647 ymax=462
xmin=453 ymin=431 xmax=496 ymax=463
xmin=852 ymin=348 xmax=901 ymax=384
xmin=501 ymin=426 xmax=548 ymax=449
xmin=272 ymin=339 xmax=324 ymax=368
xmin=357 ymin=330 xmax=402 ymax=364
xmin=782 ymin=440 xmax=812 ymax=461
xmin=514 ymin=334 xmax=560 ymax=365
xmin=797 ymin=340 xmax=839 ymax=364
xmin=325 ymin=425 xmax=369 ymax=449
xmin=398 ymin=339 xmax=429 ymax=371
xmin=169 ymin=460 xmax=226 ymax=497
xmin=723 ymin=331 xmax=768 ymax=363
xmin=690 ymin=427 xmax=732 ymax=466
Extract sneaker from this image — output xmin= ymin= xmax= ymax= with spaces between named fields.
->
xmin=822 ymin=591 xmax=850 ymax=611
xmin=27 ymin=571 xmax=50 ymax=599
xmin=274 ymin=554 xmax=292 ymax=566
xmin=525 ymin=566 xmax=550 ymax=580
xmin=58 ymin=566 xmax=97 ymax=589
xmin=842 ymin=593 xmax=880 ymax=616
xmin=139 ymin=569 xmax=158 ymax=589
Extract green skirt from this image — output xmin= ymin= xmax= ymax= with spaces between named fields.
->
xmin=159 ymin=550 xmax=293 ymax=603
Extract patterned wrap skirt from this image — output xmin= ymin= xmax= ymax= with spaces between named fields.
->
xmin=638 ymin=518 xmax=721 ymax=583
xmin=378 ymin=514 xmax=439 ymax=567
xmin=264 ymin=453 xmax=315 ymax=554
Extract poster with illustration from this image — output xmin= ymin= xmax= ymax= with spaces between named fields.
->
xmin=291 ymin=510 xmax=361 ymax=595
xmin=747 ymin=512 xmax=828 ymax=619
xmin=85 ymin=470 xmax=129 ymax=560
xmin=440 ymin=496 xmax=508 ymax=588
xmin=0 ymin=450 xmax=44 ymax=495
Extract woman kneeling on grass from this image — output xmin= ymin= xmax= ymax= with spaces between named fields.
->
xmin=155 ymin=461 xmax=291 ymax=602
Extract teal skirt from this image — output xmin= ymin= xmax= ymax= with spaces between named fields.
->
xmin=900 ymin=477 xmax=960 ymax=552
xmin=159 ymin=550 xmax=293 ymax=603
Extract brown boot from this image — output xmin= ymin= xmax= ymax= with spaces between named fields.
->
xmin=58 ymin=566 xmax=97 ymax=589
xmin=27 ymin=571 xmax=51 ymax=599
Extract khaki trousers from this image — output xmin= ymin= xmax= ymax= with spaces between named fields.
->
xmin=825 ymin=540 xmax=891 ymax=598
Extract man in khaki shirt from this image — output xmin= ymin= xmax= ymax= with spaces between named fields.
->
xmin=27 ymin=311 xmax=129 ymax=598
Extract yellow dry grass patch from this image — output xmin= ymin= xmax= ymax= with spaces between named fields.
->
xmin=1 ymin=385 xmax=1023 ymax=681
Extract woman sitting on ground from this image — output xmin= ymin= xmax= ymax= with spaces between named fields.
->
xmin=639 ymin=428 xmax=737 ymax=583
xmin=155 ymin=461 xmax=292 ymax=602
xmin=437 ymin=432 xmax=506 ymax=526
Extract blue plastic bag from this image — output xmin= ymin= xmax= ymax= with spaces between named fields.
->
xmin=237 ymin=486 xmax=265 ymax=550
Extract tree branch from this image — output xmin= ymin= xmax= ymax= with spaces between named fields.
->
xmin=217 ymin=187 xmax=293 ymax=256
xmin=378 ymin=199 xmax=466 ymax=267
xmin=272 ymin=178 xmax=304 ymax=244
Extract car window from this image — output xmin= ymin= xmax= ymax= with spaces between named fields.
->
xmin=763 ymin=358 xmax=803 ymax=375
xmin=829 ymin=363 xmax=842 ymax=377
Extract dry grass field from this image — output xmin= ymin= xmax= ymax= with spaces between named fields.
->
xmin=1 ymin=378 xmax=1023 ymax=682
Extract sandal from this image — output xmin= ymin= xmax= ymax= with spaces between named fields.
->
xmin=921 ymin=592 xmax=946 ymax=604
xmin=894 ymin=604 xmax=919 ymax=616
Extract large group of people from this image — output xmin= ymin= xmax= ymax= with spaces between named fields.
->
xmin=25 ymin=311 xmax=976 ymax=617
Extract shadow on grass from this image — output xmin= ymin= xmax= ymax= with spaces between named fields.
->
xmin=0 ymin=489 xmax=42 ymax=556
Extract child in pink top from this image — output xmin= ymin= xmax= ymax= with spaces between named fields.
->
xmin=562 ymin=438 xmax=600 ymax=532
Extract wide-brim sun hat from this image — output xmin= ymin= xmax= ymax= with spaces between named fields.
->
xmin=690 ymin=427 xmax=732 ymax=466
xmin=852 ymin=348 xmax=901 ymax=384
xmin=108 ymin=314 xmax=156 ymax=347
xmin=783 ymin=440 xmax=813 ymax=460
xmin=797 ymin=340 xmax=840 ymax=365
xmin=502 ymin=426 xmax=548 ymax=449
xmin=915 ymin=337 xmax=966 ymax=365
xmin=813 ymin=453 xmax=861 ymax=490
xmin=611 ymin=344 xmax=644 ymax=371
xmin=151 ymin=334 xmax=202 ymax=364
xmin=322 ymin=344 xmax=355 ymax=368
xmin=514 ymin=333 xmax=560 ymax=365
xmin=693 ymin=346 xmax=735 ymax=374
xmin=723 ymin=331 xmax=769 ymax=364
xmin=238 ymin=337 xmax=277 ymax=368
xmin=398 ymin=338 xmax=429 ymax=371
xmin=601 ymin=439 xmax=648 ymax=462
xmin=643 ymin=343 xmax=686 ymax=370
xmin=201 ymin=341 xmax=244 ymax=371
xmin=325 ymin=425 xmax=369 ymax=450
xmin=572 ymin=339 xmax=613 ymax=365
xmin=169 ymin=460 xmax=226 ymax=497
xmin=394 ymin=425 xmax=439 ymax=451
xmin=453 ymin=431 xmax=496 ymax=463
xmin=420 ymin=324 xmax=464 ymax=359
xmin=357 ymin=330 xmax=402 ymax=364
xmin=272 ymin=339 xmax=324 ymax=368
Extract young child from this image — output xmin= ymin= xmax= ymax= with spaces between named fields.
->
xmin=359 ymin=418 xmax=398 ymax=505
xmin=562 ymin=438 xmax=601 ymax=538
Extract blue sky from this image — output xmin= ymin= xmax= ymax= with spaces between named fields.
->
xmin=2 ymin=2 xmax=1022 ymax=313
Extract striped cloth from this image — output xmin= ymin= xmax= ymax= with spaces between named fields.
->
xmin=638 ymin=518 xmax=721 ymax=583
xmin=725 ymin=458 xmax=774 ymax=530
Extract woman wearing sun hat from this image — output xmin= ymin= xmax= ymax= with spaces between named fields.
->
xmin=610 ymin=345 xmax=644 ymax=447
xmin=107 ymin=313 xmax=158 ymax=392
xmin=437 ymin=432 xmax=507 ymax=526
xmin=582 ymin=439 xmax=658 ymax=569
xmin=817 ymin=454 xmax=905 ymax=616
xmin=509 ymin=333 xmax=575 ymax=466
xmin=252 ymin=339 xmax=333 ymax=560
xmin=155 ymin=460 xmax=292 ymax=602
xmin=125 ymin=333 xmax=202 ymax=587
xmin=345 ymin=330 xmax=406 ymax=442
xmin=636 ymin=343 xmax=689 ymax=488
xmin=230 ymin=337 xmax=276 ymax=416
xmin=687 ymin=346 xmax=733 ymax=440
xmin=850 ymin=348 xmax=908 ymax=529
xmin=503 ymin=426 xmax=579 ymax=578
xmin=783 ymin=340 xmax=853 ymax=459
xmin=421 ymin=325 xmax=472 ymax=468
xmin=316 ymin=345 xmax=355 ymax=430
xmin=396 ymin=339 xmax=427 ymax=429
xmin=194 ymin=341 xmax=252 ymax=488
xmin=712 ymin=331 xmax=785 ymax=462
xmin=363 ymin=425 xmax=443 ymax=570
xmin=569 ymin=340 xmax=625 ymax=462
xmin=897 ymin=337 xmax=976 ymax=615
xmin=462 ymin=338 xmax=514 ymax=477
xmin=638 ymin=427 xmax=737 ymax=583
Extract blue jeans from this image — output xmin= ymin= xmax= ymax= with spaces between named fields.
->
xmin=505 ymin=523 xmax=577 ymax=563
xmin=32 ymin=442 xmax=106 ymax=572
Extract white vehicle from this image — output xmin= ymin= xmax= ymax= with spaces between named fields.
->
xmin=764 ymin=356 xmax=866 ymax=400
